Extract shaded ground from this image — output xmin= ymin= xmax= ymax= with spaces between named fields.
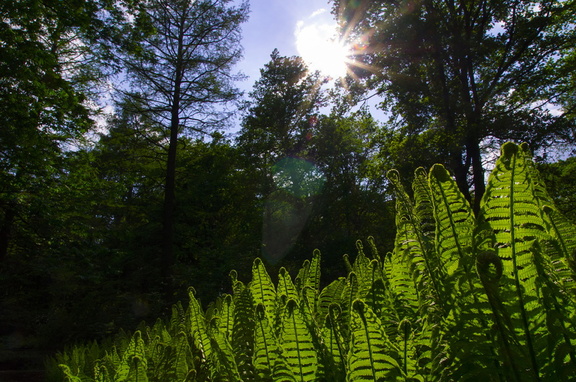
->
xmin=0 ymin=348 xmax=46 ymax=382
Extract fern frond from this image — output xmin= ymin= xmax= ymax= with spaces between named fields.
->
xmin=305 ymin=249 xmax=321 ymax=293
xmin=528 ymin=240 xmax=576 ymax=379
xmin=347 ymin=299 xmax=401 ymax=381
xmin=215 ymin=294 xmax=235 ymax=342
xmin=317 ymin=277 xmax=347 ymax=327
xmin=94 ymin=361 xmax=111 ymax=382
xmin=250 ymin=258 xmax=277 ymax=322
xmin=277 ymin=267 xmax=299 ymax=301
xmin=320 ymin=304 xmax=348 ymax=381
xmin=115 ymin=331 xmax=148 ymax=382
xmin=59 ymin=364 xmax=82 ymax=382
xmin=232 ymin=282 xmax=255 ymax=379
xmin=173 ymin=332 xmax=192 ymax=381
xmin=479 ymin=142 xmax=567 ymax=379
xmin=351 ymin=241 xmax=373 ymax=297
xmin=209 ymin=316 xmax=242 ymax=380
xmin=279 ymin=299 xmax=319 ymax=381
xmin=429 ymin=164 xmax=475 ymax=291
xmin=544 ymin=205 xmax=576 ymax=280
xmin=253 ymin=303 xmax=282 ymax=381
xmin=387 ymin=169 xmax=432 ymax=318
xmin=187 ymin=289 xmax=212 ymax=366
xmin=301 ymin=250 xmax=322 ymax=322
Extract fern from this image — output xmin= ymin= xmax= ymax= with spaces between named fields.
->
xmin=278 ymin=299 xmax=319 ymax=381
xmin=250 ymin=257 xmax=277 ymax=323
xmin=50 ymin=142 xmax=576 ymax=382
xmin=347 ymin=300 xmax=400 ymax=381
xmin=115 ymin=331 xmax=148 ymax=382
xmin=253 ymin=303 xmax=282 ymax=380
xmin=479 ymin=142 xmax=576 ymax=380
xmin=232 ymin=281 xmax=256 ymax=380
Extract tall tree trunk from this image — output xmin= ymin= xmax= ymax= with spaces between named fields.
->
xmin=161 ymin=14 xmax=186 ymax=290
xmin=161 ymin=72 xmax=182 ymax=289
xmin=0 ymin=204 xmax=15 ymax=262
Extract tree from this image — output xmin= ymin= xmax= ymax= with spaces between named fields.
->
xmin=118 ymin=0 xmax=248 ymax=282
xmin=0 ymin=0 xmax=114 ymax=262
xmin=537 ymin=156 xmax=576 ymax=222
xmin=332 ymin=0 xmax=576 ymax=212
xmin=236 ymin=50 xmax=327 ymax=265
xmin=237 ymin=51 xmax=394 ymax=272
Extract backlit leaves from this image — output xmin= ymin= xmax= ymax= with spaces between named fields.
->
xmin=52 ymin=143 xmax=576 ymax=382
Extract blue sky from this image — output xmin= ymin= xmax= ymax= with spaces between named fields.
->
xmin=234 ymin=0 xmax=338 ymax=93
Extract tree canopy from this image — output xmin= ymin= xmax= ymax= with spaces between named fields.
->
xmin=333 ymin=0 xmax=576 ymax=211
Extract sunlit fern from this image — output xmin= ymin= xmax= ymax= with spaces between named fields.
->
xmin=50 ymin=143 xmax=576 ymax=382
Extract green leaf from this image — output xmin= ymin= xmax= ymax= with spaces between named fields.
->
xmin=305 ymin=249 xmax=321 ymax=293
xmin=479 ymin=142 xmax=563 ymax=379
xmin=59 ymin=364 xmax=82 ymax=382
xmin=319 ymin=305 xmax=346 ymax=381
xmin=429 ymin=164 xmax=475 ymax=285
xmin=216 ymin=294 xmax=235 ymax=342
xmin=347 ymin=300 xmax=400 ymax=381
xmin=277 ymin=267 xmax=299 ymax=302
xmin=209 ymin=316 xmax=242 ymax=380
xmin=279 ymin=299 xmax=319 ymax=381
xmin=232 ymin=283 xmax=256 ymax=379
xmin=187 ymin=289 xmax=212 ymax=363
xmin=115 ymin=331 xmax=148 ymax=382
xmin=250 ymin=257 xmax=277 ymax=322
xmin=317 ymin=277 xmax=347 ymax=327
xmin=253 ymin=303 xmax=282 ymax=381
xmin=174 ymin=332 xmax=192 ymax=381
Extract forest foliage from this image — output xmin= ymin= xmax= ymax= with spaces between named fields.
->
xmin=48 ymin=142 xmax=576 ymax=381
xmin=1 ymin=0 xmax=575 ymax=377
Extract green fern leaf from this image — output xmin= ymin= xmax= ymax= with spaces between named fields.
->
xmin=429 ymin=164 xmax=475 ymax=285
xmin=232 ymin=282 xmax=255 ymax=380
xmin=338 ymin=272 xmax=359 ymax=341
xmin=352 ymin=241 xmax=373 ymax=297
xmin=174 ymin=332 xmax=192 ymax=381
xmin=94 ymin=362 xmax=111 ymax=382
xmin=209 ymin=316 xmax=242 ymax=380
xmin=301 ymin=250 xmax=322 ymax=320
xmin=295 ymin=259 xmax=311 ymax=293
xmin=169 ymin=302 xmax=186 ymax=334
xmin=115 ymin=331 xmax=148 ymax=382
xmin=320 ymin=304 xmax=346 ymax=381
xmin=347 ymin=300 xmax=400 ymax=381
xmin=278 ymin=267 xmax=299 ymax=301
xmin=59 ymin=364 xmax=82 ymax=382
xmin=305 ymin=249 xmax=321 ymax=293
xmin=529 ymin=240 xmax=576 ymax=378
xmin=544 ymin=205 xmax=576 ymax=278
xmin=279 ymin=299 xmax=319 ymax=381
xmin=413 ymin=167 xmax=436 ymax=244
xmin=250 ymin=257 xmax=277 ymax=322
xmin=253 ymin=303 xmax=283 ymax=381
xmin=187 ymin=289 xmax=212 ymax=364
xmin=479 ymin=142 xmax=564 ymax=379
xmin=215 ymin=294 xmax=235 ymax=342
xmin=317 ymin=277 xmax=347 ymax=327
xmin=387 ymin=169 xmax=429 ymax=318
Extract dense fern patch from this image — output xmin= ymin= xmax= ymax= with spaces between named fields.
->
xmin=48 ymin=143 xmax=576 ymax=381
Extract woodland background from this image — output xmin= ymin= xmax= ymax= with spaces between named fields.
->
xmin=1 ymin=0 xmax=575 ymax=375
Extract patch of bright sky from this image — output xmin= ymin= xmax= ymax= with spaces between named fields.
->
xmin=234 ymin=0 xmax=387 ymax=126
xmin=235 ymin=0 xmax=338 ymax=93
xmin=294 ymin=9 xmax=349 ymax=79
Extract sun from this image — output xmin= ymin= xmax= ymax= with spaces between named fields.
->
xmin=295 ymin=16 xmax=350 ymax=79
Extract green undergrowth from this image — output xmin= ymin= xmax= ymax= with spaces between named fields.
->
xmin=47 ymin=142 xmax=576 ymax=381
